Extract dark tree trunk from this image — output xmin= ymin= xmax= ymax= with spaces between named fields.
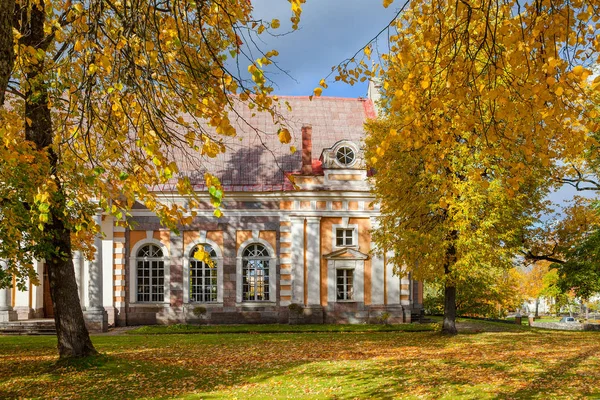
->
xmin=535 ymin=298 xmax=539 ymax=318
xmin=19 ymin=0 xmax=97 ymax=358
xmin=443 ymin=282 xmax=458 ymax=334
xmin=0 ymin=0 xmax=14 ymax=106
xmin=442 ymin=232 xmax=458 ymax=335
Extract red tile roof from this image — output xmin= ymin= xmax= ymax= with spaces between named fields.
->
xmin=174 ymin=96 xmax=375 ymax=192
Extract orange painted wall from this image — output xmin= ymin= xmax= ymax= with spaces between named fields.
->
xmin=183 ymin=231 xmax=200 ymax=250
xmin=236 ymin=231 xmax=253 ymax=253
xmin=259 ymin=231 xmax=277 ymax=251
xmin=129 ymin=231 xmax=147 ymax=252
xmin=183 ymin=231 xmax=224 ymax=252
xmin=351 ymin=217 xmax=372 ymax=306
xmin=207 ymin=231 xmax=223 ymax=250
xmin=154 ymin=231 xmax=171 ymax=249
xmin=130 ymin=230 xmax=171 ymax=254
xmin=319 ymin=218 xmax=340 ymax=306
xmin=236 ymin=230 xmax=276 ymax=255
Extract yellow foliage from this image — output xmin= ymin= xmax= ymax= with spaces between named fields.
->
xmin=359 ymin=0 xmax=597 ymax=287
xmin=0 ymin=0 xmax=304 ymax=281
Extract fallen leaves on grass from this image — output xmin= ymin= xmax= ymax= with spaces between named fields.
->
xmin=0 ymin=329 xmax=599 ymax=399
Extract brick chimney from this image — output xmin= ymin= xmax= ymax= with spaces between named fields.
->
xmin=301 ymin=125 xmax=313 ymax=175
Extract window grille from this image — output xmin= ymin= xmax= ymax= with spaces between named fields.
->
xmin=242 ymin=243 xmax=270 ymax=301
xmin=190 ymin=245 xmax=218 ymax=302
xmin=136 ymin=244 xmax=165 ymax=302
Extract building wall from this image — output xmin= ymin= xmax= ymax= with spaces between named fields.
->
xmin=3 ymin=194 xmax=415 ymax=326
xmin=112 ymin=195 xmax=411 ymax=326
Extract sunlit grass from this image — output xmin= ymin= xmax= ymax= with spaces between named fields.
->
xmin=1 ymin=321 xmax=599 ymax=399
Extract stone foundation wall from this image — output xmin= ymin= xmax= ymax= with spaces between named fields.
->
xmin=123 ymin=303 xmax=408 ymax=325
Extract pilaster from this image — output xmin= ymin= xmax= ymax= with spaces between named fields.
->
xmin=385 ymin=250 xmax=400 ymax=305
xmin=83 ymin=212 xmax=108 ymax=332
xmin=369 ymin=217 xmax=385 ymax=305
xmin=305 ymin=216 xmax=321 ymax=305
xmin=14 ymin=275 xmax=33 ymax=320
xmin=101 ymin=215 xmax=115 ymax=324
xmin=290 ymin=216 xmax=305 ymax=305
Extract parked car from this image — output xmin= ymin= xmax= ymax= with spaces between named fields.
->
xmin=559 ymin=317 xmax=577 ymax=323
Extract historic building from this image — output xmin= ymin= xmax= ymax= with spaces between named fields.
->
xmin=0 ymin=95 xmax=423 ymax=331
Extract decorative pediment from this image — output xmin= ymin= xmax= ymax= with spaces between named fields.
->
xmin=323 ymin=248 xmax=369 ymax=260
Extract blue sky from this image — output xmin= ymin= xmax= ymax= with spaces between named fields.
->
xmin=250 ymin=0 xmax=398 ymax=98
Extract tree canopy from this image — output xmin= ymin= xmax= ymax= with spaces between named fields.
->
xmin=348 ymin=0 xmax=599 ymax=332
xmin=0 ymin=0 xmax=304 ymax=357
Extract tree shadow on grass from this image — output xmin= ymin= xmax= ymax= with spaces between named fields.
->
xmin=2 ymin=330 xmax=598 ymax=399
xmin=502 ymin=344 xmax=600 ymax=399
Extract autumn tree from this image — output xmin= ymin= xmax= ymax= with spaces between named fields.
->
xmin=0 ymin=0 xmax=303 ymax=358
xmin=423 ymin=268 xmax=521 ymax=318
xmin=514 ymin=262 xmax=555 ymax=317
xmin=335 ymin=0 xmax=598 ymax=333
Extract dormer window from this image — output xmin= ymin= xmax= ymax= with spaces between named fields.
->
xmin=335 ymin=146 xmax=356 ymax=166
xmin=336 ymin=228 xmax=355 ymax=247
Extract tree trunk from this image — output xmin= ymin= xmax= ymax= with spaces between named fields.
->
xmin=535 ymin=298 xmax=539 ymax=318
xmin=442 ymin=281 xmax=458 ymax=334
xmin=442 ymin=234 xmax=458 ymax=335
xmin=20 ymin=0 xmax=97 ymax=358
xmin=45 ymin=212 xmax=97 ymax=358
xmin=0 ymin=0 xmax=14 ymax=106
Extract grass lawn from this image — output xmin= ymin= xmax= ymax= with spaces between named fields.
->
xmin=1 ymin=321 xmax=599 ymax=399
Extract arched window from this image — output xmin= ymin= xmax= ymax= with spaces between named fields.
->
xmin=136 ymin=244 xmax=165 ymax=302
xmin=242 ymin=243 xmax=270 ymax=301
xmin=189 ymin=244 xmax=218 ymax=302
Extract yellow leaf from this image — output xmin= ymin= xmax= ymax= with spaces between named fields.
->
xmin=555 ymin=86 xmax=564 ymax=96
xmin=278 ymin=128 xmax=292 ymax=144
xmin=313 ymin=87 xmax=323 ymax=97
xmin=383 ymin=0 xmax=394 ymax=8
xmin=271 ymin=19 xmax=280 ymax=29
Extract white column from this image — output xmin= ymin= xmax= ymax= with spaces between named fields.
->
xmin=32 ymin=260 xmax=44 ymax=317
xmin=305 ymin=217 xmax=321 ymax=305
xmin=0 ymin=261 xmax=17 ymax=322
xmin=290 ymin=217 xmax=305 ymax=304
xmin=14 ymin=275 xmax=33 ymax=319
xmin=87 ymin=213 xmax=104 ymax=311
xmin=83 ymin=212 xmax=108 ymax=331
xmin=370 ymin=217 xmax=384 ymax=305
xmin=101 ymin=216 xmax=115 ymax=323
xmin=386 ymin=250 xmax=400 ymax=305
xmin=73 ymin=251 xmax=82 ymax=307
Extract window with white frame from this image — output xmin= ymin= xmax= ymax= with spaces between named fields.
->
xmin=136 ymin=244 xmax=165 ymax=302
xmin=336 ymin=268 xmax=354 ymax=300
xmin=335 ymin=145 xmax=356 ymax=166
xmin=189 ymin=244 xmax=218 ymax=302
xmin=242 ymin=243 xmax=270 ymax=301
xmin=336 ymin=228 xmax=355 ymax=247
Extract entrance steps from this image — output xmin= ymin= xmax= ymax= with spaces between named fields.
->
xmin=0 ymin=319 xmax=56 ymax=335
